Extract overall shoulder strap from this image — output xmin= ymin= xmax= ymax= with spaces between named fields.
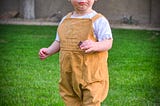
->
xmin=65 ymin=12 xmax=73 ymax=18
xmin=91 ymin=13 xmax=104 ymax=22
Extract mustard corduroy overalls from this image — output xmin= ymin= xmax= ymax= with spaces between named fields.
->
xmin=57 ymin=13 xmax=109 ymax=106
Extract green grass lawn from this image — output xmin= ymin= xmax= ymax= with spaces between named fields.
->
xmin=0 ymin=24 xmax=160 ymax=106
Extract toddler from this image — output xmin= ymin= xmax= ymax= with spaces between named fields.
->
xmin=39 ymin=0 xmax=113 ymax=105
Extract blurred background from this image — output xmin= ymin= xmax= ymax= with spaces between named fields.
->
xmin=0 ymin=0 xmax=160 ymax=26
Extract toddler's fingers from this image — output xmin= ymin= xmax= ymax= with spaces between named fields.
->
xmin=85 ymin=48 xmax=93 ymax=53
xmin=40 ymin=56 xmax=46 ymax=59
xmin=39 ymin=49 xmax=47 ymax=59
xmin=39 ymin=51 xmax=45 ymax=57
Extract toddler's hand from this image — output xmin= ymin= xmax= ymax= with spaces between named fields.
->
xmin=79 ymin=40 xmax=98 ymax=53
xmin=39 ymin=48 xmax=49 ymax=60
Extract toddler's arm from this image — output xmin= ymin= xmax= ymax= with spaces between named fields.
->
xmin=39 ymin=41 xmax=60 ymax=60
xmin=80 ymin=39 xmax=113 ymax=53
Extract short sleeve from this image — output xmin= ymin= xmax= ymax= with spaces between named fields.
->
xmin=93 ymin=17 xmax=112 ymax=41
xmin=55 ymin=32 xmax=60 ymax=41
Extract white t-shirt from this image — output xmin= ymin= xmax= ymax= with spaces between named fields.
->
xmin=55 ymin=11 xmax=112 ymax=42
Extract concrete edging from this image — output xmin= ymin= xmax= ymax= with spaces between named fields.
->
xmin=0 ymin=19 xmax=160 ymax=31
